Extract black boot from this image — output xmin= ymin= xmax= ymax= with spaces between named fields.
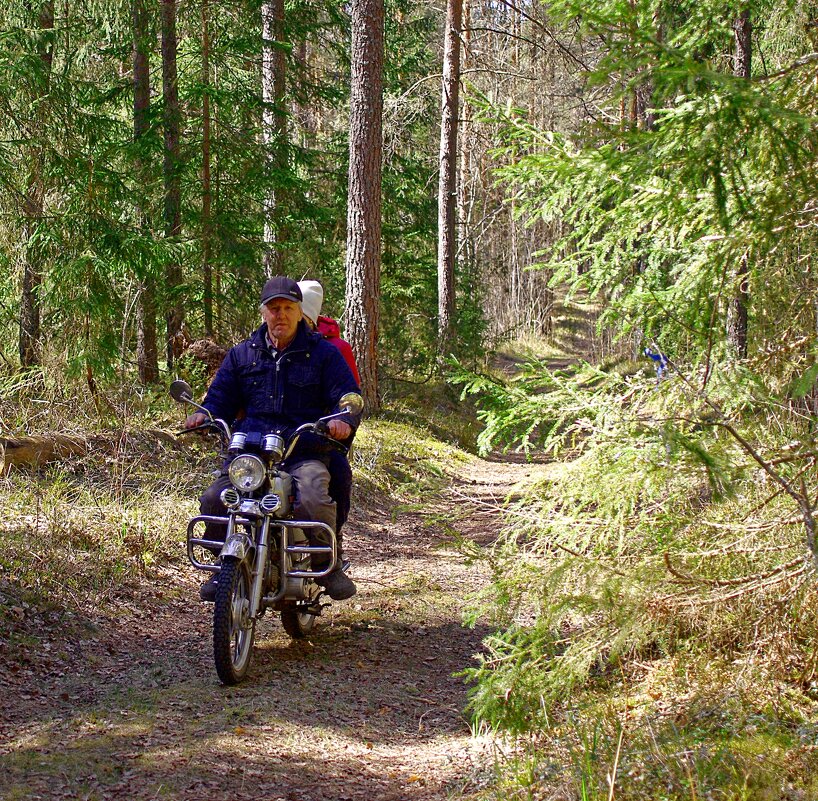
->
xmin=200 ymin=573 xmax=219 ymax=602
xmin=316 ymin=568 xmax=357 ymax=600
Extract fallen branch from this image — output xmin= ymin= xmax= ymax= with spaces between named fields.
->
xmin=0 ymin=429 xmax=180 ymax=474
xmin=0 ymin=434 xmax=90 ymax=473
xmin=656 ymin=561 xmax=810 ymax=608
xmin=699 ymin=517 xmax=803 ymax=532
xmin=659 ymin=349 xmax=818 ymax=572
xmin=663 ymin=552 xmax=805 ymax=588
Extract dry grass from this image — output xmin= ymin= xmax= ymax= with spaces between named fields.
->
xmin=0 ymin=393 xmax=511 ymax=801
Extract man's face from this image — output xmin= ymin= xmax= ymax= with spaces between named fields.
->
xmin=262 ymin=297 xmax=301 ymax=344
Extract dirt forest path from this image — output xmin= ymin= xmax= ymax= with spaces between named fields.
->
xmin=0 ymin=455 xmax=550 ymax=801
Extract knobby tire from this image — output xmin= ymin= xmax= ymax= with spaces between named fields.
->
xmin=213 ymin=557 xmax=255 ymax=684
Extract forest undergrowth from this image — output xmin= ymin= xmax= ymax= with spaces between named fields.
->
xmin=454 ymin=351 xmax=818 ymax=801
xmin=0 ymin=371 xmax=500 ymax=801
xmin=0 ymin=373 xmax=477 ymax=635
xmin=4 ymin=352 xmax=818 ymax=800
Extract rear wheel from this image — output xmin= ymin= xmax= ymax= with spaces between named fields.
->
xmin=280 ymin=604 xmax=317 ymax=638
xmin=213 ymin=557 xmax=255 ymax=684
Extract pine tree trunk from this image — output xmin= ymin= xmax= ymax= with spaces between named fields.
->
xmin=133 ymin=0 xmax=159 ymax=384
xmin=293 ymin=39 xmax=317 ymax=145
xmin=261 ymin=0 xmax=287 ymax=276
xmin=727 ymin=8 xmax=751 ymax=360
xmin=162 ymin=0 xmax=184 ymax=365
xmin=19 ymin=1 xmax=55 ymax=369
xmin=457 ymin=0 xmax=473 ymax=280
xmin=202 ymin=0 xmax=213 ymax=337
xmin=20 ymin=193 xmax=45 ymax=368
xmin=344 ymin=0 xmax=384 ymax=413
xmin=213 ymin=54 xmax=222 ymax=336
xmin=137 ymin=283 xmax=159 ymax=384
xmin=437 ymin=0 xmax=462 ymax=354
xmin=727 ymin=251 xmax=750 ymax=359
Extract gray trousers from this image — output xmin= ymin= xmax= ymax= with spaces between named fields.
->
xmin=200 ymin=458 xmax=337 ymax=567
xmin=289 ymin=459 xmax=336 ymax=553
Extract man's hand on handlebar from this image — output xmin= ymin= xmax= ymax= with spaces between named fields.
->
xmin=327 ymin=419 xmax=352 ymax=441
xmin=185 ymin=412 xmax=208 ymax=429
xmin=183 ymin=411 xmax=349 ymax=439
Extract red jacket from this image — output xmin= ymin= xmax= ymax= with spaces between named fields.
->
xmin=317 ymin=316 xmax=361 ymax=385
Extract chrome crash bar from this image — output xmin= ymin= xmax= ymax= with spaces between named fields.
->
xmin=186 ymin=515 xmax=337 ymax=579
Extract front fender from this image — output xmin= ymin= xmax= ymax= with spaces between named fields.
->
xmin=220 ymin=531 xmax=253 ymax=561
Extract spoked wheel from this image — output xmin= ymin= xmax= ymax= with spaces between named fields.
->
xmin=213 ymin=557 xmax=256 ymax=684
xmin=280 ymin=584 xmax=320 ymax=639
xmin=280 ymin=604 xmax=318 ymax=638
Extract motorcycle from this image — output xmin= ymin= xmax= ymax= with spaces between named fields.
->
xmin=170 ymin=378 xmax=364 ymax=685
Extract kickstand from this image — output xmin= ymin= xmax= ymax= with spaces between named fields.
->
xmin=307 ymin=597 xmax=332 ymax=614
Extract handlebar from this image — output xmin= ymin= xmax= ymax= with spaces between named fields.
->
xmin=282 ymin=419 xmax=348 ymax=462
xmin=170 ymin=383 xmax=360 ymax=461
xmin=176 ymin=409 xmax=347 ymax=461
xmin=176 ymin=423 xmax=213 ymax=436
xmin=176 ymin=417 xmax=231 ymax=444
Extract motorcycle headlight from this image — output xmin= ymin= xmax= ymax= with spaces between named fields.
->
xmin=228 ymin=454 xmax=266 ymax=492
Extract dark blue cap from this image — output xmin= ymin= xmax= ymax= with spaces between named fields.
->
xmin=260 ymin=276 xmax=302 ymax=306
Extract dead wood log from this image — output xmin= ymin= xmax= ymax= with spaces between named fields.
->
xmin=182 ymin=338 xmax=227 ymax=378
xmin=0 ymin=434 xmax=88 ymax=473
xmin=0 ymin=429 xmax=180 ymax=474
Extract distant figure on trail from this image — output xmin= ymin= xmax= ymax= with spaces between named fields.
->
xmin=298 ymin=280 xmax=359 ymax=553
xmin=184 ymin=276 xmax=362 ymax=602
xmin=644 ymin=346 xmax=669 ymax=382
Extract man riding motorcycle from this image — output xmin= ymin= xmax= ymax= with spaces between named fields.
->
xmin=184 ymin=275 xmax=361 ymax=601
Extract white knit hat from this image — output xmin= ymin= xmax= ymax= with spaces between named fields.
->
xmin=298 ymin=280 xmax=324 ymax=326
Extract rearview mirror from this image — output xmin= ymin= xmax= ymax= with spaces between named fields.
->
xmin=169 ymin=379 xmax=194 ymax=403
xmin=338 ymin=392 xmax=364 ymax=416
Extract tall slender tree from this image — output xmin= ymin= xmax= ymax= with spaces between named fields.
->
xmin=19 ymin=1 xmax=55 ymax=368
xmin=437 ymin=0 xmax=462 ymax=353
xmin=201 ymin=0 xmax=214 ymax=337
xmin=457 ymin=0 xmax=473 ymax=278
xmin=162 ymin=0 xmax=184 ymax=365
xmin=133 ymin=0 xmax=159 ymax=384
xmin=727 ymin=7 xmax=752 ymax=359
xmin=261 ymin=0 xmax=287 ymax=276
xmin=345 ymin=0 xmax=384 ymax=412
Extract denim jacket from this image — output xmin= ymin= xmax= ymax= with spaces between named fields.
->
xmin=203 ymin=321 xmax=361 ymax=455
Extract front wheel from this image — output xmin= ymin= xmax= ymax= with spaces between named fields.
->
xmin=213 ymin=557 xmax=255 ymax=684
